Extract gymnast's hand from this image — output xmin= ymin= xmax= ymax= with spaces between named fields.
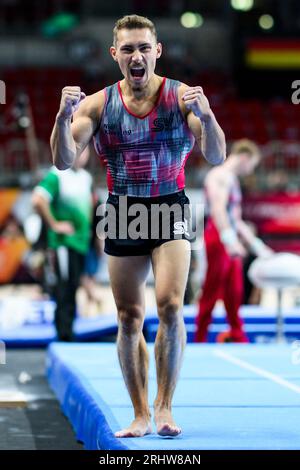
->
xmin=226 ymin=240 xmax=247 ymax=258
xmin=182 ymin=86 xmax=211 ymax=120
xmin=57 ymin=86 xmax=86 ymax=121
xmin=51 ymin=220 xmax=74 ymax=235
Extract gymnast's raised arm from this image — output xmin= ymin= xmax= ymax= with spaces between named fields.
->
xmin=50 ymin=87 xmax=105 ymax=170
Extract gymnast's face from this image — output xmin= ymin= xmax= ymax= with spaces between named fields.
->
xmin=110 ymin=28 xmax=162 ymax=89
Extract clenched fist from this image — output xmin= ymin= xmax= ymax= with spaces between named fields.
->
xmin=57 ymin=86 xmax=86 ymax=121
xmin=182 ymin=86 xmax=211 ymax=120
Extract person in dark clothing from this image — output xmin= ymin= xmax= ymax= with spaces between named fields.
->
xmin=32 ymin=148 xmax=92 ymax=341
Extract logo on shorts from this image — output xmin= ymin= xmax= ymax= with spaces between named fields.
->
xmin=173 ymin=219 xmax=190 ymax=237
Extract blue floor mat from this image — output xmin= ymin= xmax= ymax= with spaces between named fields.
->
xmin=47 ymin=343 xmax=300 ymax=450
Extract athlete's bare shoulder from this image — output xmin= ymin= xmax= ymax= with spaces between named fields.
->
xmin=74 ymin=89 xmax=106 ymax=124
xmin=205 ymin=165 xmax=232 ymax=188
xmin=177 ymin=82 xmax=191 ymax=118
xmin=177 ymin=82 xmax=190 ymax=94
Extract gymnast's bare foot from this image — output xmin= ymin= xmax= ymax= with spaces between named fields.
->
xmin=115 ymin=416 xmax=152 ymax=438
xmin=154 ymin=407 xmax=182 ymax=437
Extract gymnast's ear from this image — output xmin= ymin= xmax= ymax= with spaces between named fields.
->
xmin=110 ymin=46 xmax=118 ymax=62
xmin=156 ymin=42 xmax=162 ymax=59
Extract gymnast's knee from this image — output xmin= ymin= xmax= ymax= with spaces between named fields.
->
xmin=117 ymin=305 xmax=144 ymax=335
xmin=157 ymin=296 xmax=182 ymax=327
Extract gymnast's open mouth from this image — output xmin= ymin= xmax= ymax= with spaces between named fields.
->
xmin=130 ymin=67 xmax=146 ymax=78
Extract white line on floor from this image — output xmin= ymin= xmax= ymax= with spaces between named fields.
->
xmin=213 ymin=349 xmax=300 ymax=395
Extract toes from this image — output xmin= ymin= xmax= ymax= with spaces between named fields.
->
xmin=115 ymin=429 xmax=133 ymax=438
xmin=115 ymin=427 xmax=151 ymax=438
xmin=115 ymin=431 xmax=134 ymax=438
xmin=157 ymin=423 xmax=182 ymax=437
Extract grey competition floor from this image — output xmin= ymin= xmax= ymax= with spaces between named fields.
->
xmin=0 ymin=349 xmax=83 ymax=450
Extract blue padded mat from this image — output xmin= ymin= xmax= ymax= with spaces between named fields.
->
xmin=2 ymin=303 xmax=300 ymax=346
xmin=0 ymin=316 xmax=118 ymax=347
xmin=47 ymin=343 xmax=300 ymax=450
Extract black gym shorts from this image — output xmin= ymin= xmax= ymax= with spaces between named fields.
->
xmin=101 ymin=190 xmax=191 ymax=256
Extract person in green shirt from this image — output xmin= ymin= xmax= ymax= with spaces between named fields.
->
xmin=32 ymin=148 xmax=93 ymax=341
